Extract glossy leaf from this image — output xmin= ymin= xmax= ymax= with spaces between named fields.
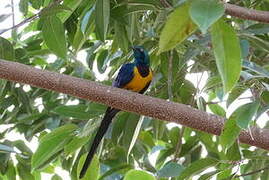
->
xmin=6 ymin=161 xmax=16 ymax=180
xmin=235 ymin=101 xmax=260 ymax=129
xmin=31 ymin=124 xmax=78 ymax=170
xmin=52 ymin=105 xmax=93 ymax=120
xmin=95 ymin=0 xmax=110 ymax=41
xmin=159 ymin=3 xmax=197 ymax=53
xmin=29 ymin=0 xmax=41 ymax=9
xmin=77 ymin=155 xmax=100 ymax=180
xmin=19 ymin=0 xmax=29 ymax=16
xmin=42 ymin=16 xmax=67 ymax=59
xmin=157 ymin=162 xmax=184 ymax=178
xmin=190 ymin=0 xmax=224 ymax=34
xmin=0 ymin=144 xmax=15 ymax=153
xmin=64 ymin=136 xmax=89 ymax=155
xmin=226 ymin=141 xmax=241 ymax=161
xmin=0 ymin=14 xmax=11 ymax=23
xmin=211 ymin=19 xmax=242 ymax=93
xmin=0 ymin=37 xmax=15 ymax=61
xmin=59 ymin=0 xmax=84 ymax=22
xmin=127 ymin=116 xmax=144 ymax=158
xmin=227 ymin=85 xmax=247 ymax=107
xmin=97 ymin=50 xmax=108 ymax=73
xmin=208 ymin=104 xmax=226 ymax=117
xmin=124 ymin=170 xmax=156 ymax=180
xmin=220 ymin=115 xmax=241 ymax=150
xmin=178 ymin=158 xmax=219 ymax=179
xmin=99 ymin=164 xmax=133 ymax=180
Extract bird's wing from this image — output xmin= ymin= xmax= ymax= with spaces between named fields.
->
xmin=112 ymin=63 xmax=135 ymax=88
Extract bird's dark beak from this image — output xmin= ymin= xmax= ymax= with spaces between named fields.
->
xmin=131 ymin=46 xmax=136 ymax=51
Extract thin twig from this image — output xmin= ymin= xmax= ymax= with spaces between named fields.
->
xmin=206 ymin=97 xmax=253 ymax=105
xmin=160 ymin=0 xmax=171 ymax=8
xmin=10 ymin=0 xmax=15 ymax=27
xmin=0 ymin=14 xmax=39 ymax=35
xmin=0 ymin=0 xmax=64 ymax=35
xmin=167 ymin=51 xmax=173 ymax=101
xmin=173 ymin=126 xmax=185 ymax=162
xmin=234 ymin=166 xmax=269 ymax=178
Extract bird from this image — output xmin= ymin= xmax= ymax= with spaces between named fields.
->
xmin=79 ymin=46 xmax=153 ymax=178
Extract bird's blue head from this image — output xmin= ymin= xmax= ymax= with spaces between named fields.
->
xmin=132 ymin=46 xmax=150 ymax=67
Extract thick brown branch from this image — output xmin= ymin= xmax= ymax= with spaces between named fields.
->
xmin=0 ymin=59 xmax=269 ymax=151
xmin=224 ymin=3 xmax=269 ymax=24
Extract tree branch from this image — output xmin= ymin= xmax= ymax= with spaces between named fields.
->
xmin=0 ymin=59 xmax=269 ymax=151
xmin=224 ymin=3 xmax=269 ymax=24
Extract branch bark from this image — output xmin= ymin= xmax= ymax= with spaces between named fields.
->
xmin=224 ymin=3 xmax=269 ymax=24
xmin=0 ymin=59 xmax=269 ymax=151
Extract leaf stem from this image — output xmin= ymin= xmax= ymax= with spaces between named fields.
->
xmin=168 ymin=51 xmax=173 ymax=101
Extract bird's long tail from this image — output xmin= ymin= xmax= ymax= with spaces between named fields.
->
xmin=79 ymin=108 xmax=120 ymax=179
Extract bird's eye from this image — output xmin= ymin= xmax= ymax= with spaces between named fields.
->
xmin=139 ymin=48 xmax=143 ymax=52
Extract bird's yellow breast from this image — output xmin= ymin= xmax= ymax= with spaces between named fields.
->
xmin=124 ymin=67 xmax=152 ymax=92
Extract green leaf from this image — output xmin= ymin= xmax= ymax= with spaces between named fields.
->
xmin=124 ymin=170 xmax=156 ymax=180
xmin=6 ymin=161 xmax=16 ymax=180
xmin=0 ymin=144 xmax=15 ymax=153
xmin=159 ymin=3 xmax=197 ymax=53
xmin=114 ymin=22 xmax=129 ymax=53
xmin=64 ymin=136 xmax=89 ymax=155
xmin=17 ymin=162 xmax=34 ymax=180
xmin=31 ymin=124 xmax=78 ymax=170
xmin=241 ymin=34 xmax=269 ymax=53
xmin=77 ymin=154 xmax=100 ymax=180
xmin=226 ymin=141 xmax=241 ymax=161
xmin=261 ymin=91 xmax=269 ymax=104
xmin=127 ymin=116 xmax=144 ymax=158
xmin=52 ymin=105 xmax=93 ymax=120
xmin=235 ymin=101 xmax=260 ymax=129
xmin=51 ymin=174 xmax=62 ymax=180
xmin=0 ymin=37 xmax=15 ymax=61
xmin=189 ymin=0 xmax=224 ymax=34
xmin=208 ymin=104 xmax=226 ymax=117
xmin=58 ymin=0 xmax=84 ymax=22
xmin=19 ymin=0 xmax=29 ymax=16
xmin=198 ymin=171 xmax=219 ymax=180
xmin=157 ymin=162 xmax=184 ymax=178
xmin=0 ymin=14 xmax=11 ymax=23
xmin=40 ymin=4 xmax=72 ymax=17
xmin=99 ymin=164 xmax=133 ymax=180
xmin=178 ymin=158 xmax=219 ymax=179
xmin=29 ymin=0 xmax=41 ymax=9
xmin=216 ymin=169 xmax=232 ymax=179
xmin=211 ymin=19 xmax=242 ymax=93
xmin=243 ymin=60 xmax=269 ymax=78
xmin=220 ymin=116 xmax=241 ymax=150
xmin=227 ymin=85 xmax=247 ymax=107
xmin=122 ymin=114 xmax=141 ymax=149
xmin=42 ymin=16 xmax=67 ymax=59
xmin=95 ymin=0 xmax=110 ymax=41
xmin=97 ymin=50 xmax=108 ymax=73
xmin=81 ymin=7 xmax=95 ymax=34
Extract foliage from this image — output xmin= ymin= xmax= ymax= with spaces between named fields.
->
xmin=0 ymin=0 xmax=269 ymax=179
